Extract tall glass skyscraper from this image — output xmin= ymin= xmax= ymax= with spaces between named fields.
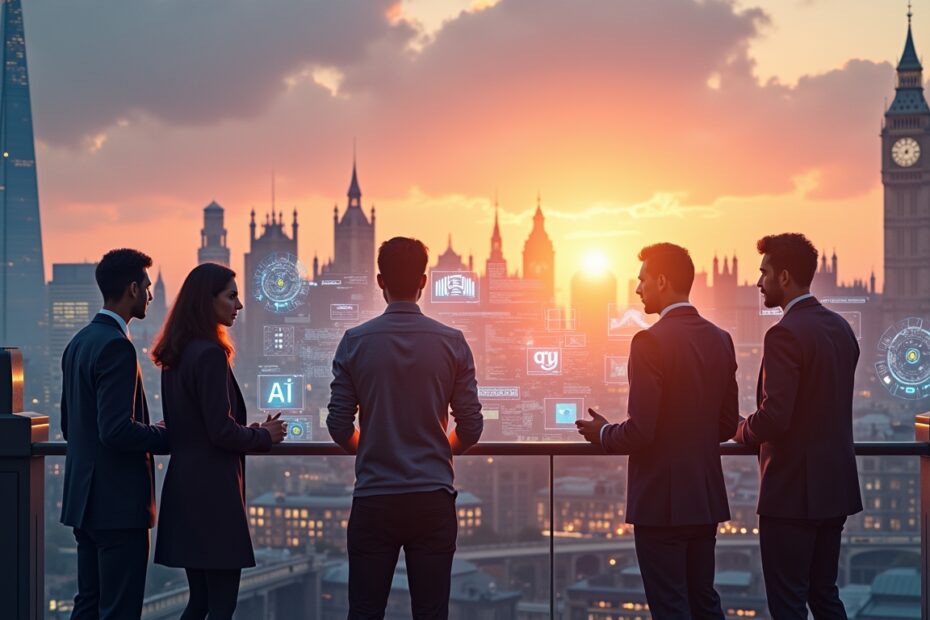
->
xmin=0 ymin=0 xmax=46 ymax=354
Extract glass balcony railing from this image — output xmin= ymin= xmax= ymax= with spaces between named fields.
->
xmin=9 ymin=428 xmax=927 ymax=620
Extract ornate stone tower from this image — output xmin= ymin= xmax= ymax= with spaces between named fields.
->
xmin=882 ymin=7 xmax=930 ymax=322
xmin=522 ymin=194 xmax=555 ymax=302
xmin=198 ymin=200 xmax=231 ymax=266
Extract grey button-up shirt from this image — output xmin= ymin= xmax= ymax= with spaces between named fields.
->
xmin=327 ymin=301 xmax=483 ymax=497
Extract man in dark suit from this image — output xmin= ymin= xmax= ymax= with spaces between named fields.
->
xmin=734 ymin=233 xmax=861 ymax=619
xmin=60 ymin=248 xmax=170 ymax=619
xmin=577 ymin=243 xmax=738 ymax=619
xmin=328 ymin=237 xmax=483 ymax=619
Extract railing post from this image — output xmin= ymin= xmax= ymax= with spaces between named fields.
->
xmin=917 ymin=413 xmax=930 ymax=620
xmin=0 ymin=348 xmax=49 ymax=620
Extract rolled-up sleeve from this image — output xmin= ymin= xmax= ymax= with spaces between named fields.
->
xmin=450 ymin=333 xmax=483 ymax=450
xmin=327 ymin=334 xmax=359 ymax=447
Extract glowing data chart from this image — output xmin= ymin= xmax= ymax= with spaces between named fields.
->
xmin=876 ymin=317 xmax=930 ymax=400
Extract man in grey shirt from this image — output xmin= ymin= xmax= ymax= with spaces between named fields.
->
xmin=328 ymin=236 xmax=483 ymax=619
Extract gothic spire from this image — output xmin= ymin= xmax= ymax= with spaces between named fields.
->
xmin=899 ymin=4 xmax=922 ymax=72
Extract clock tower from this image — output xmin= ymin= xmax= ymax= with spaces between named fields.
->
xmin=882 ymin=8 xmax=930 ymax=322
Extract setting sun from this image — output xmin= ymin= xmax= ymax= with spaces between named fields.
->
xmin=581 ymin=250 xmax=609 ymax=277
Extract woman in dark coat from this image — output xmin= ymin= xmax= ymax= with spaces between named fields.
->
xmin=151 ymin=263 xmax=286 ymax=619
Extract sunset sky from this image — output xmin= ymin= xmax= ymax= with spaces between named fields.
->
xmin=25 ymin=0 xmax=923 ymax=305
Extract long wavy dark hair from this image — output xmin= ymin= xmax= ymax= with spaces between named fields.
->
xmin=151 ymin=263 xmax=237 ymax=369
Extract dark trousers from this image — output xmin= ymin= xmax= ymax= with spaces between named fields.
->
xmin=759 ymin=515 xmax=848 ymax=620
xmin=633 ymin=524 xmax=724 ymax=620
xmin=70 ymin=527 xmax=150 ymax=620
xmin=346 ymin=490 xmax=457 ymax=619
xmin=179 ymin=568 xmax=242 ymax=620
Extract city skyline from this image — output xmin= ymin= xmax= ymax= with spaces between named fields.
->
xmin=22 ymin=0 xmax=918 ymax=305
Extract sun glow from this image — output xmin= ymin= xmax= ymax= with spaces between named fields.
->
xmin=581 ymin=250 xmax=609 ymax=277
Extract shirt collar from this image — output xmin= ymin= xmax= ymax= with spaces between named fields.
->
xmin=659 ymin=302 xmax=693 ymax=318
xmin=384 ymin=301 xmax=423 ymax=315
xmin=98 ymin=309 xmax=130 ymax=338
xmin=783 ymin=293 xmax=815 ymax=316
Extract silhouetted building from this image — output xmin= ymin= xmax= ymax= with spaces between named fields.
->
xmin=566 ymin=566 xmax=767 ymax=620
xmin=570 ymin=268 xmax=617 ymax=341
xmin=536 ymin=477 xmax=627 ymax=538
xmin=198 ymin=200 xmax=231 ymax=266
xmin=249 ymin=490 xmax=483 ymax=550
xmin=486 ymin=202 xmax=507 ymax=279
xmin=47 ymin=263 xmax=98 ymax=434
xmin=0 ymin=0 xmax=47 ymax=402
xmin=433 ymin=234 xmax=471 ymax=272
xmin=318 ymin=158 xmax=375 ymax=279
xmin=882 ymin=12 xmax=930 ymax=323
xmin=522 ymin=195 xmax=555 ymax=303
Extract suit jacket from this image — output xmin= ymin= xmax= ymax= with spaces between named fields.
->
xmin=735 ymin=297 xmax=862 ymax=519
xmin=154 ymin=340 xmax=272 ymax=569
xmin=60 ymin=313 xmax=169 ymax=530
xmin=602 ymin=306 xmax=738 ymax=526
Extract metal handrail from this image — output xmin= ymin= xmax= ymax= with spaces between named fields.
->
xmin=30 ymin=440 xmax=930 ymax=457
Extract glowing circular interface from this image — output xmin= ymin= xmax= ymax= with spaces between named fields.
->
xmin=253 ymin=252 xmax=309 ymax=313
xmin=875 ymin=318 xmax=930 ymax=400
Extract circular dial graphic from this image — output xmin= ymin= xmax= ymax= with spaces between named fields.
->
xmin=253 ymin=252 xmax=309 ymax=313
xmin=892 ymin=137 xmax=921 ymax=167
xmin=875 ymin=317 xmax=930 ymax=400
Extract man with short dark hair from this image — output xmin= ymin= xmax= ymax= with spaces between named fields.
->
xmin=327 ymin=236 xmax=483 ymax=619
xmin=577 ymin=242 xmax=738 ymax=619
xmin=734 ymin=233 xmax=861 ymax=619
xmin=61 ymin=248 xmax=170 ymax=619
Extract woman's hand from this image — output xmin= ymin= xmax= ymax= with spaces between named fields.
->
xmin=260 ymin=412 xmax=287 ymax=443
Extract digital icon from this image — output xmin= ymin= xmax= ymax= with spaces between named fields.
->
xmin=554 ymin=403 xmax=577 ymax=424
xmin=257 ymin=374 xmax=305 ymax=410
xmin=544 ymin=397 xmax=585 ymax=430
xmin=875 ymin=318 xmax=930 ymax=400
xmin=527 ymin=347 xmax=562 ymax=375
xmin=431 ymin=271 xmax=479 ymax=303
xmin=263 ymin=325 xmax=296 ymax=356
xmin=253 ymin=253 xmax=309 ymax=313
xmin=605 ymin=356 xmax=629 ymax=384
xmin=284 ymin=418 xmax=310 ymax=441
xmin=330 ymin=303 xmax=360 ymax=322
xmin=564 ymin=333 xmax=587 ymax=348
xmin=477 ymin=386 xmax=521 ymax=400
xmin=607 ymin=305 xmax=653 ymax=338
xmin=547 ymin=308 xmax=577 ymax=331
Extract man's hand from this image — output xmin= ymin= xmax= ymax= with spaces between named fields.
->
xmin=576 ymin=408 xmax=608 ymax=445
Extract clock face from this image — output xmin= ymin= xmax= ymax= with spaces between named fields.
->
xmin=892 ymin=137 xmax=921 ymax=167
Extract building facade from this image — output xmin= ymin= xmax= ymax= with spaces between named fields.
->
xmin=0 ymin=0 xmax=46 ymax=402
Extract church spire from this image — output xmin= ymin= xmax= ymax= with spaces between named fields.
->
xmin=347 ymin=149 xmax=362 ymax=208
xmin=488 ymin=196 xmax=504 ymax=262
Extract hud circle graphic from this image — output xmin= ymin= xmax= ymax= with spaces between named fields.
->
xmin=253 ymin=253 xmax=309 ymax=313
xmin=875 ymin=317 xmax=930 ymax=400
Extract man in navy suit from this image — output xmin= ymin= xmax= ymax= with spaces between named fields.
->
xmin=734 ymin=233 xmax=861 ymax=619
xmin=577 ymin=243 xmax=738 ymax=619
xmin=60 ymin=248 xmax=170 ymax=619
